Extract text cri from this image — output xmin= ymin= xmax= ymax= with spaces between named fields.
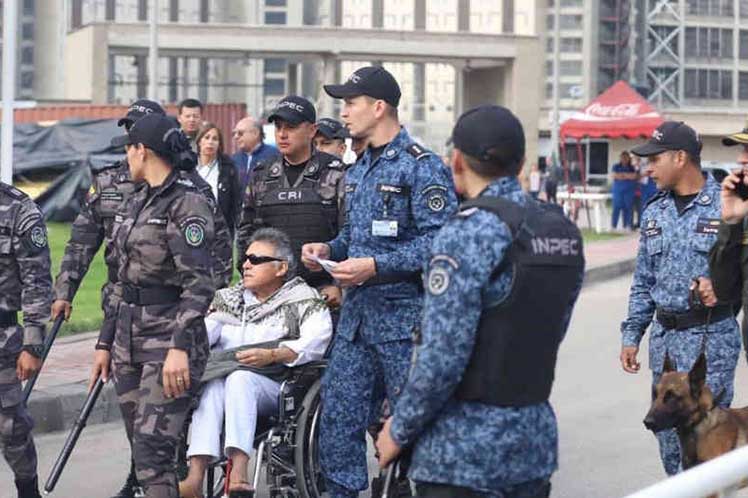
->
xmin=531 ymin=237 xmax=580 ymax=256
xmin=278 ymin=191 xmax=303 ymax=201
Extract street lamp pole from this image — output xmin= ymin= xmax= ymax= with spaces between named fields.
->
xmin=1 ymin=0 xmax=17 ymax=184
xmin=148 ymin=0 xmax=159 ymax=100
xmin=550 ymin=0 xmax=561 ymax=166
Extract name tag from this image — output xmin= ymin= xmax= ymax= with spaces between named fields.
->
xmin=372 ymin=220 xmax=398 ymax=237
xmin=146 ymin=217 xmax=167 ymax=225
xmin=695 ymin=217 xmax=720 ymax=235
xmin=645 ymin=226 xmax=662 ymax=237
xmin=100 ymin=190 xmax=124 ymax=202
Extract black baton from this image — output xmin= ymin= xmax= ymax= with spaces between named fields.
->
xmin=23 ymin=314 xmax=64 ymax=403
xmin=44 ymin=376 xmax=105 ymax=494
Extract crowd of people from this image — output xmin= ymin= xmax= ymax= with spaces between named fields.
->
xmin=23 ymin=62 xmax=748 ymax=498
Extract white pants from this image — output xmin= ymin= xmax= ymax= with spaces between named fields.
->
xmin=187 ymin=370 xmax=280 ymax=460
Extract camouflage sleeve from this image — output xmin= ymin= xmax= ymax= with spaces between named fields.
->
xmin=372 ymin=156 xmax=458 ymax=276
xmin=96 ymin=282 xmax=118 ymax=350
xmin=621 ymin=223 xmax=656 ymax=347
xmin=211 ymin=208 xmax=234 ymax=289
xmin=235 ymin=173 xmax=259 ymax=262
xmin=13 ymin=201 xmax=52 ymax=347
xmin=166 ymin=192 xmax=216 ymax=351
xmin=53 ymin=178 xmax=105 ymax=301
xmin=390 ymin=213 xmax=509 ymax=447
xmin=708 ymin=221 xmax=744 ymax=304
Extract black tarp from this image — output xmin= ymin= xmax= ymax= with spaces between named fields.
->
xmin=12 ymin=118 xmax=125 ymax=222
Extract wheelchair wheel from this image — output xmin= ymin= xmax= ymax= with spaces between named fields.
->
xmin=293 ymin=377 xmax=323 ymax=498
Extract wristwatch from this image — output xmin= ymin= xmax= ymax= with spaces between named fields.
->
xmin=22 ymin=345 xmax=44 ymax=358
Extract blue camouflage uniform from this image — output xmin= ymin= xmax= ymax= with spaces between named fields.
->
xmin=390 ymin=177 xmax=582 ymax=496
xmin=319 ymin=127 xmax=458 ymax=497
xmin=621 ymin=174 xmax=741 ymax=476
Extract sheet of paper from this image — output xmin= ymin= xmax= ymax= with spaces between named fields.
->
xmin=312 ymin=255 xmax=338 ymax=275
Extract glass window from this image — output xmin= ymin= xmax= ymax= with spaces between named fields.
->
xmin=741 ymin=30 xmax=748 ymax=59
xmin=739 ymin=72 xmax=748 ymax=99
xmin=266 ymin=0 xmax=287 ymax=5
xmin=559 ymin=14 xmax=582 ymax=30
xmin=264 ymin=77 xmax=285 ymax=95
xmin=264 ymin=58 xmax=286 ymax=73
xmin=265 ymin=11 xmax=286 ymax=24
xmin=560 ymin=37 xmax=582 ymax=53
xmin=560 ymin=60 xmax=582 ymax=76
xmin=21 ymin=22 xmax=33 ymax=41
xmin=21 ymin=46 xmax=33 ymax=65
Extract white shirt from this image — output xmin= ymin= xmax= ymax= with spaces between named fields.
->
xmin=196 ymin=158 xmax=220 ymax=200
xmin=205 ymin=288 xmax=333 ymax=367
xmin=529 ymin=171 xmax=541 ymax=192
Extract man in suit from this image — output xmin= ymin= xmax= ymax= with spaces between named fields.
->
xmin=231 ymin=116 xmax=281 ymax=192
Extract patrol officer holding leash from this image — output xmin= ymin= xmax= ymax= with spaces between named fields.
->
xmin=100 ymin=114 xmax=216 ymax=498
xmin=0 ymin=181 xmax=51 ymax=498
xmin=619 ymin=121 xmax=741 ymax=476
xmin=376 ymin=105 xmax=584 ymax=498
xmin=302 ymin=66 xmax=457 ymax=498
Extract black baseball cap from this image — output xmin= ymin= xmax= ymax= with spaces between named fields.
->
xmin=324 ymin=66 xmax=401 ymax=108
xmin=117 ymin=99 xmax=165 ymax=128
xmin=631 ymin=121 xmax=702 ymax=158
xmin=111 ymin=113 xmax=188 ymax=157
xmin=450 ymin=105 xmax=525 ymax=165
xmin=722 ymin=122 xmax=748 ymax=146
xmin=316 ymin=118 xmax=349 ymax=140
xmin=267 ymin=96 xmax=316 ymax=125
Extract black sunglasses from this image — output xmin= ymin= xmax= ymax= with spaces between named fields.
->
xmin=245 ymin=253 xmax=285 ymax=265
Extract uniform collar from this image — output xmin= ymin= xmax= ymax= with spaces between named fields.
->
xmin=365 ymin=127 xmax=411 ymax=164
xmin=478 ymin=176 xmax=522 ymax=199
xmin=661 ymin=174 xmax=718 ymax=210
xmin=148 ymin=169 xmax=179 ymax=198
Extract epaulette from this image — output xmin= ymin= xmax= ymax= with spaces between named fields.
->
xmin=176 ymin=178 xmax=196 ymax=189
xmin=91 ymin=160 xmax=124 ymax=174
xmin=643 ymin=190 xmax=667 ymax=210
xmin=0 ymin=182 xmax=26 ymax=200
xmin=406 ymin=143 xmax=432 ymax=160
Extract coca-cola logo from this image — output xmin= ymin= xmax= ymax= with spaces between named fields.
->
xmin=586 ymin=103 xmax=641 ymax=118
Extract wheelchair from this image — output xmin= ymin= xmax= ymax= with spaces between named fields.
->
xmin=201 ymin=360 xmax=327 ymax=498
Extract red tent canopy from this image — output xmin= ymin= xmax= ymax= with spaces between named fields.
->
xmin=559 ymin=81 xmax=663 ymax=140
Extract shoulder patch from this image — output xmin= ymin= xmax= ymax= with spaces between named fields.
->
xmin=406 ymin=143 xmax=432 ymax=160
xmin=0 ymin=183 xmax=26 ymax=200
xmin=329 ymin=159 xmax=343 ymax=169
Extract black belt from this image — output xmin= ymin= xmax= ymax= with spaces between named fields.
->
xmin=121 ymin=284 xmax=182 ymax=306
xmin=0 ymin=310 xmax=18 ymax=327
xmin=655 ymin=305 xmax=733 ymax=330
xmin=362 ymin=271 xmax=422 ymax=288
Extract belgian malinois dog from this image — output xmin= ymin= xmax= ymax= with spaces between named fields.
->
xmin=643 ymin=353 xmax=748 ymax=471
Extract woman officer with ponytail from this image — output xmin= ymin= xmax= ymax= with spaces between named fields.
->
xmin=91 ymin=113 xmax=216 ymax=498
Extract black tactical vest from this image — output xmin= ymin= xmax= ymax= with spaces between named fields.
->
xmin=454 ymin=196 xmax=585 ymax=407
xmin=253 ymin=153 xmax=342 ymax=286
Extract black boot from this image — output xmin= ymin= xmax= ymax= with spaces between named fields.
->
xmin=15 ymin=475 xmax=42 ymax=498
xmin=110 ymin=462 xmax=142 ymax=498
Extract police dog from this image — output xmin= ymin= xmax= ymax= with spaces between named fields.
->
xmin=644 ymin=353 xmax=748 ymax=472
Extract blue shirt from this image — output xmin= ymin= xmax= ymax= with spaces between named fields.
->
xmin=327 ymin=127 xmax=457 ymax=344
xmin=612 ymin=162 xmax=637 ymax=196
xmin=391 ymin=177 xmax=582 ymax=492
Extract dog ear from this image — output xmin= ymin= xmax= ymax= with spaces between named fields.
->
xmin=689 ymin=353 xmax=707 ymax=397
xmin=663 ymin=353 xmax=675 ymax=373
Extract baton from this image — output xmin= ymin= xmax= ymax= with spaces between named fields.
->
xmin=23 ymin=314 xmax=64 ymax=402
xmin=44 ymin=376 xmax=105 ymax=494
xmin=381 ymin=459 xmax=398 ymax=498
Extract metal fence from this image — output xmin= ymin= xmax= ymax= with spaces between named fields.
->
xmin=623 ymin=445 xmax=748 ymax=498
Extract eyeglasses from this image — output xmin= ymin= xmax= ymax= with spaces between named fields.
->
xmin=245 ymin=254 xmax=285 ymax=265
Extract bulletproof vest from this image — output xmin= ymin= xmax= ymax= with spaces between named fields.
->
xmin=454 ymin=196 xmax=585 ymax=407
xmin=253 ymin=154 xmax=340 ymax=286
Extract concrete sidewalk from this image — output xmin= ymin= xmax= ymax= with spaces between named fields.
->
xmin=26 ymin=233 xmax=640 ymax=435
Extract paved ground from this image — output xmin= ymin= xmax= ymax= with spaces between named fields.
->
xmin=8 ymin=273 xmax=747 ymax=498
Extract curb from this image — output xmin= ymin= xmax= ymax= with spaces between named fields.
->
xmin=31 ymin=258 xmax=636 ymax=436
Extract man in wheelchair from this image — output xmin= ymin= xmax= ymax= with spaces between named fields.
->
xmin=179 ymin=228 xmax=333 ymax=498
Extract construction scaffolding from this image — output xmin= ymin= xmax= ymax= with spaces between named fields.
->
xmin=598 ymin=0 xmax=633 ymax=94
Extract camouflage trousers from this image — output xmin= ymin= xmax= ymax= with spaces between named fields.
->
xmin=112 ymin=359 xmax=201 ymax=498
xmin=652 ymin=368 xmax=736 ymax=476
xmin=0 ymin=353 xmax=37 ymax=480
xmin=320 ymin=336 xmax=413 ymax=498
